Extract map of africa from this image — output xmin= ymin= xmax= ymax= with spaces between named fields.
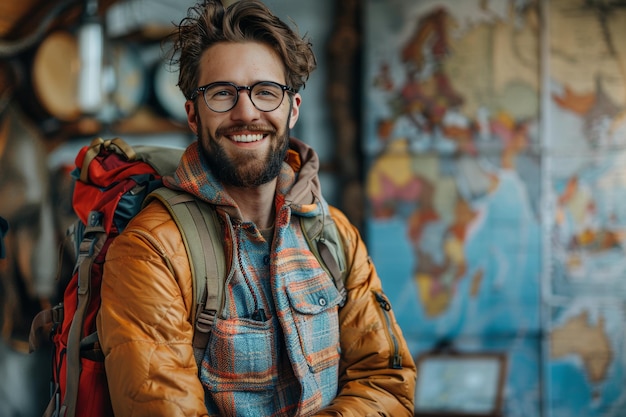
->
xmin=363 ymin=0 xmax=626 ymax=416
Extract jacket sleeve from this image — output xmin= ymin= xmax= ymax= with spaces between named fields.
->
xmin=314 ymin=207 xmax=417 ymax=417
xmin=96 ymin=203 xmax=208 ymax=417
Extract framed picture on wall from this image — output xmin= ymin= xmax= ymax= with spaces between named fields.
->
xmin=414 ymin=352 xmax=507 ymax=417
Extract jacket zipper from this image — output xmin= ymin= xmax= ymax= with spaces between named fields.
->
xmin=374 ymin=291 xmax=403 ymax=369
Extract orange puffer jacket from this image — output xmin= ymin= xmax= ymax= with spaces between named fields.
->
xmin=98 ymin=177 xmax=415 ymax=417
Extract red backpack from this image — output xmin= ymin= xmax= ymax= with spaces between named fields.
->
xmin=29 ymin=137 xmax=347 ymax=417
xmin=28 ymin=137 xmax=183 ymax=416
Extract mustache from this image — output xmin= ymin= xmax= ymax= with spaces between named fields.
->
xmin=216 ymin=124 xmax=276 ymax=136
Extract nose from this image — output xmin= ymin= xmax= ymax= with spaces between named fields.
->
xmin=230 ymin=87 xmax=259 ymax=120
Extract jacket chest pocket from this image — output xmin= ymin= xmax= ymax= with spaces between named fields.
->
xmin=286 ymin=274 xmax=343 ymax=373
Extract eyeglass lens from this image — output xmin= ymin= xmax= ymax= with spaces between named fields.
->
xmin=202 ymin=82 xmax=287 ymax=113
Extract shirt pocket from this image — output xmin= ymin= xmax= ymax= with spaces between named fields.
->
xmin=286 ymin=273 xmax=343 ymax=373
xmin=200 ymin=317 xmax=276 ymax=393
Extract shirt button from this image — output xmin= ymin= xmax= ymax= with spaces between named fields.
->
xmin=319 ymin=297 xmax=327 ymax=306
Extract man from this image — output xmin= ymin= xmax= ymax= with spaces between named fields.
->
xmin=97 ymin=1 xmax=416 ymax=416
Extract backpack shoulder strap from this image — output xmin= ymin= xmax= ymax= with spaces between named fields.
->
xmin=147 ymin=187 xmax=225 ymax=367
xmin=64 ymin=212 xmax=108 ymax=417
xmin=300 ymin=213 xmax=347 ymax=305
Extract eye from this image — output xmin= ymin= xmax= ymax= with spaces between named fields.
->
xmin=206 ymin=85 xmax=236 ymax=101
xmin=253 ymin=83 xmax=282 ymax=100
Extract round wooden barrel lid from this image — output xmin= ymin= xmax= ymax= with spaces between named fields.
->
xmin=32 ymin=30 xmax=81 ymax=122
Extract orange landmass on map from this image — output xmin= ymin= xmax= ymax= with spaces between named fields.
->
xmin=552 ymin=85 xmax=596 ymax=115
xmin=550 ymin=312 xmax=613 ymax=383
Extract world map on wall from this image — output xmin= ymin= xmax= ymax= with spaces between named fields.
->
xmin=363 ymin=0 xmax=626 ymax=416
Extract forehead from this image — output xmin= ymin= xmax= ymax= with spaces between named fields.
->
xmin=198 ymin=42 xmax=286 ymax=85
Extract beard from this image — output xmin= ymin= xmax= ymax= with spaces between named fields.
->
xmin=197 ymin=117 xmax=291 ymax=188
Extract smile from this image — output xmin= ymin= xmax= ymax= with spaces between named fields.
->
xmin=230 ymin=134 xmax=265 ymax=143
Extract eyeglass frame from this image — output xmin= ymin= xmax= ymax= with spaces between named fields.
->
xmin=190 ymin=80 xmax=296 ymax=113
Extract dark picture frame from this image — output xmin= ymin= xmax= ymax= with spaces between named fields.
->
xmin=414 ymin=352 xmax=508 ymax=417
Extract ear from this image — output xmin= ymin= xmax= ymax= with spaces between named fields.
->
xmin=288 ymin=93 xmax=301 ymax=129
xmin=185 ymin=100 xmax=199 ymax=135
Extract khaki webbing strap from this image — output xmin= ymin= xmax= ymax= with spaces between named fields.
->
xmin=61 ymin=215 xmax=107 ymax=417
xmin=42 ymin=384 xmax=59 ymax=417
xmin=183 ymin=200 xmax=220 ymax=365
xmin=317 ymin=239 xmax=346 ymax=301
xmin=301 ymin=214 xmax=347 ymax=306
xmin=147 ymin=188 xmax=225 ymax=368
xmin=79 ymin=138 xmax=105 ymax=183
xmin=80 ymin=137 xmax=138 ymax=183
xmin=108 ymin=137 xmax=137 ymax=160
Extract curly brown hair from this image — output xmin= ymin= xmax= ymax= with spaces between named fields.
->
xmin=170 ymin=0 xmax=317 ymax=100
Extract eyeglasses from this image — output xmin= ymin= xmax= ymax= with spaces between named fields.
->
xmin=190 ymin=81 xmax=295 ymax=113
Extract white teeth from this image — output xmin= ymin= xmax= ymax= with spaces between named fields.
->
xmin=231 ymin=134 xmax=263 ymax=143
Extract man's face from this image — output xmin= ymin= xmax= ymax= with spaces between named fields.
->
xmin=185 ymin=42 xmax=301 ymax=188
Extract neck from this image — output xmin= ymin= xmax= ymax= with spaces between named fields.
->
xmin=224 ymin=179 xmax=277 ymax=229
